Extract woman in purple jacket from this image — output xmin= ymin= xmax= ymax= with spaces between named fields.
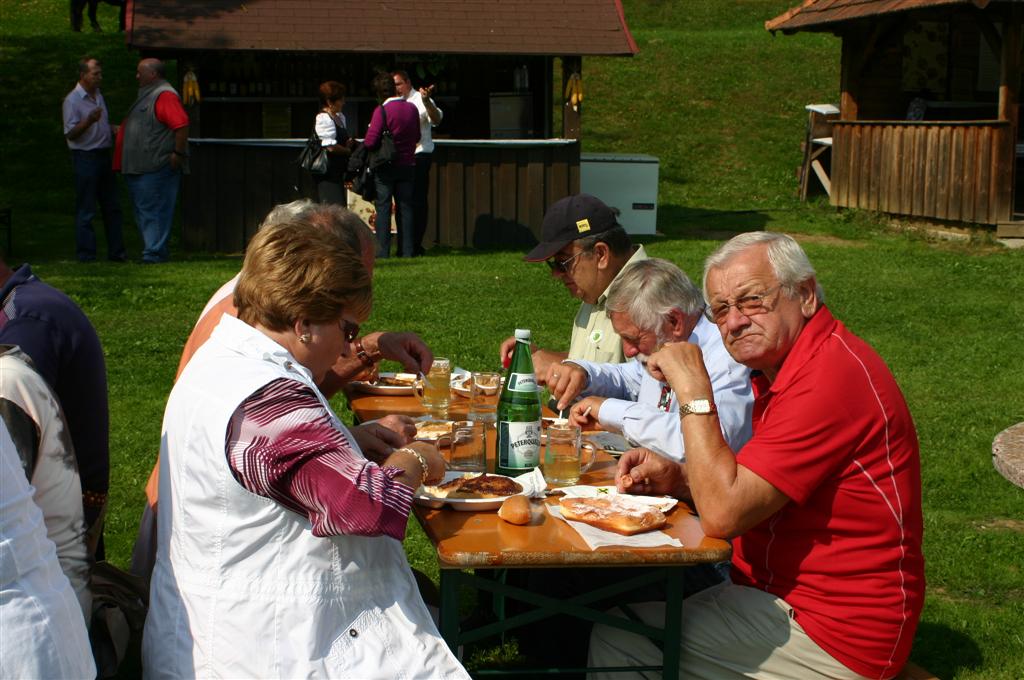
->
xmin=364 ymin=72 xmax=420 ymax=258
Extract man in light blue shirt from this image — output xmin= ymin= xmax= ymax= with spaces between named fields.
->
xmin=549 ymin=258 xmax=753 ymax=460
xmin=62 ymin=56 xmax=125 ymax=262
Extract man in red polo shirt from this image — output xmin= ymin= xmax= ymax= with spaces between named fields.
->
xmin=589 ymin=232 xmax=924 ymax=679
xmin=114 ymin=58 xmax=189 ymax=263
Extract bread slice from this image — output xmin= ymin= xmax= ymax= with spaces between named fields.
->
xmin=415 ymin=420 xmax=453 ymax=441
xmin=377 ymin=374 xmax=416 ymax=387
xmin=558 ymin=496 xmax=667 ymax=535
xmin=423 ymin=473 xmax=523 ymax=499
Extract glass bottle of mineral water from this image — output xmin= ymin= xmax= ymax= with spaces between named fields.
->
xmin=496 ymin=328 xmax=542 ymax=477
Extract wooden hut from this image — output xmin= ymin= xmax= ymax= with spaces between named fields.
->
xmin=767 ymin=0 xmax=1024 ymax=236
xmin=125 ymin=0 xmax=638 ymax=251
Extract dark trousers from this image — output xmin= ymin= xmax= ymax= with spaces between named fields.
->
xmin=374 ymin=164 xmax=415 ymax=258
xmin=72 ymin=149 xmax=125 ymax=261
xmin=316 ymin=177 xmax=347 ymax=207
xmin=411 ymin=152 xmax=433 ymax=255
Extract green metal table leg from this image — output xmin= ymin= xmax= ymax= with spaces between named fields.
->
xmin=440 ymin=569 xmax=460 ymax=654
xmin=661 ymin=571 xmax=685 ymax=680
xmin=494 ymin=569 xmax=507 ymax=644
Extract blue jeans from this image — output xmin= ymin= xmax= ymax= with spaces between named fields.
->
xmin=124 ymin=164 xmax=180 ymax=263
xmin=374 ymin=164 xmax=415 ymax=258
xmin=411 ymin=152 xmax=433 ymax=254
xmin=72 ymin=149 xmax=125 ymax=261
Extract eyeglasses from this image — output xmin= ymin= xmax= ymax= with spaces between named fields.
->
xmin=339 ymin=319 xmax=360 ymax=343
xmin=704 ymin=286 xmax=780 ymax=324
xmin=546 ymin=250 xmax=585 ymax=274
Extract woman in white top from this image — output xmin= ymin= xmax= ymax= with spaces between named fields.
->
xmin=313 ymin=80 xmax=355 ymax=206
xmin=142 ymin=216 xmax=467 ymax=679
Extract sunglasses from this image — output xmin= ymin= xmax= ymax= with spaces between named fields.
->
xmin=340 ymin=319 xmax=360 ymax=343
xmin=545 ymin=250 xmax=585 ymax=274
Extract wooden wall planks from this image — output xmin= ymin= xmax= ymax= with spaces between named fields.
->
xmin=831 ymin=121 xmax=1013 ymax=225
xmin=182 ymin=141 xmax=579 ymax=252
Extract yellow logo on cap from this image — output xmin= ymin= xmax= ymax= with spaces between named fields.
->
xmin=576 ymin=219 xmax=591 ymax=233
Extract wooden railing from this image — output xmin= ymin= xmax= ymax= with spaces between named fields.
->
xmin=831 ymin=120 xmax=1014 ymax=225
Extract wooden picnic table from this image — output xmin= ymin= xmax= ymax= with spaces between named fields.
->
xmin=348 ymin=388 xmax=732 ymax=679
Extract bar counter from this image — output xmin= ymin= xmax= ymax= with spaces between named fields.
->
xmin=181 ymin=137 xmax=580 ymax=253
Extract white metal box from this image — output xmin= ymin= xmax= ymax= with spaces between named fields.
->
xmin=580 ymin=152 xmax=659 ymax=235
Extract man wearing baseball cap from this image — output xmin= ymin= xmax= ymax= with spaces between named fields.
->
xmin=499 ymin=194 xmax=647 ymax=382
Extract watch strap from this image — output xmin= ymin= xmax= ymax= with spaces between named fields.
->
xmin=355 ymin=338 xmax=382 ymax=367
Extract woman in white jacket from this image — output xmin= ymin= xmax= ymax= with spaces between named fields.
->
xmin=142 ymin=217 xmax=466 ymax=679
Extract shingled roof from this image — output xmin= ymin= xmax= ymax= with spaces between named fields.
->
xmin=766 ymin=0 xmax=995 ymax=33
xmin=126 ymin=0 xmax=638 ymax=56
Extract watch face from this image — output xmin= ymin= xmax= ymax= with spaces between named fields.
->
xmin=683 ymin=399 xmax=713 ymax=415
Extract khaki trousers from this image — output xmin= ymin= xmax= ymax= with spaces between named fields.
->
xmin=587 ymin=583 xmax=874 ymax=680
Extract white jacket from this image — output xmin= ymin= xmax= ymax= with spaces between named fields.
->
xmin=0 ymin=420 xmax=95 ymax=680
xmin=143 ymin=315 xmax=467 ymax=679
xmin=0 ymin=346 xmax=91 ymax=620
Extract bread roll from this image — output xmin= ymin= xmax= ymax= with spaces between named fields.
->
xmin=498 ymin=495 xmax=531 ymax=525
xmin=558 ymin=496 xmax=666 ymax=535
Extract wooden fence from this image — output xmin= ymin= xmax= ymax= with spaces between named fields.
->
xmin=830 ymin=120 xmax=1015 ymax=225
xmin=181 ymin=139 xmax=579 ymax=253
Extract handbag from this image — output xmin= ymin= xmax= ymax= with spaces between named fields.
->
xmin=351 ymin=163 xmax=377 ymax=202
xmin=297 ymin=127 xmax=330 ymax=176
xmin=346 ymin=142 xmax=377 ymax=201
xmin=368 ymin=104 xmax=397 ymax=171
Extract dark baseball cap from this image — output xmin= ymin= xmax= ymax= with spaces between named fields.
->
xmin=524 ymin=193 xmax=621 ymax=262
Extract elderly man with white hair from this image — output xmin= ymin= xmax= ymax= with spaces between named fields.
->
xmin=547 ymin=257 xmax=753 ymax=461
xmin=589 ymin=232 xmax=924 ymax=680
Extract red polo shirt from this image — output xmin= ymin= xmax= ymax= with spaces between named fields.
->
xmin=731 ymin=306 xmax=924 ymax=679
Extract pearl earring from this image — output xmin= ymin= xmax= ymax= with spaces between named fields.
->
xmin=299 ymin=333 xmax=311 ymax=344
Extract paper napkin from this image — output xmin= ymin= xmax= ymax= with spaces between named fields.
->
xmin=547 ymin=504 xmax=683 ymax=549
xmin=514 ymin=467 xmax=549 ymax=498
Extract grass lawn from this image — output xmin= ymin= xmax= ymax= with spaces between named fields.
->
xmin=2 ymin=0 xmax=1022 ymax=678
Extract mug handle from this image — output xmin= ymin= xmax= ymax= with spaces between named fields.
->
xmin=580 ymin=439 xmax=598 ymax=474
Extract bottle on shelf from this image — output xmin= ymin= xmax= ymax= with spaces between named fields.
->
xmin=496 ymin=328 xmax=542 ymax=477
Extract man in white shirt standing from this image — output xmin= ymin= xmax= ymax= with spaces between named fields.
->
xmin=62 ymin=56 xmax=125 ymax=262
xmin=393 ymin=70 xmax=442 ymax=256
xmin=549 ymin=258 xmax=753 ymax=459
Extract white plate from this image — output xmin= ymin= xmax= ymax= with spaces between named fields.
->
xmin=583 ymin=431 xmax=630 ymax=455
xmin=450 ymin=376 xmax=471 ymax=398
xmin=450 ymin=374 xmax=503 ymax=399
xmin=414 ymin=471 xmax=525 ymax=511
xmin=349 ymin=372 xmax=417 ymax=395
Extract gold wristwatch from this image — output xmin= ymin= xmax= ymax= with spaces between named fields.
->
xmin=680 ymin=398 xmax=717 ymax=417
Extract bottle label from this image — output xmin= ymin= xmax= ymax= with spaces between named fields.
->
xmin=498 ymin=420 xmax=541 ymax=469
xmin=506 ymin=372 xmax=537 ymax=393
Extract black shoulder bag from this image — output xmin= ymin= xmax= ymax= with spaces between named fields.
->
xmin=298 ymin=126 xmax=330 ymax=176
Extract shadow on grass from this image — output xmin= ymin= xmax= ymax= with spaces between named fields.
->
xmin=913 ymin=621 xmax=983 ymax=678
xmin=654 ymin=204 xmax=774 ymax=241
